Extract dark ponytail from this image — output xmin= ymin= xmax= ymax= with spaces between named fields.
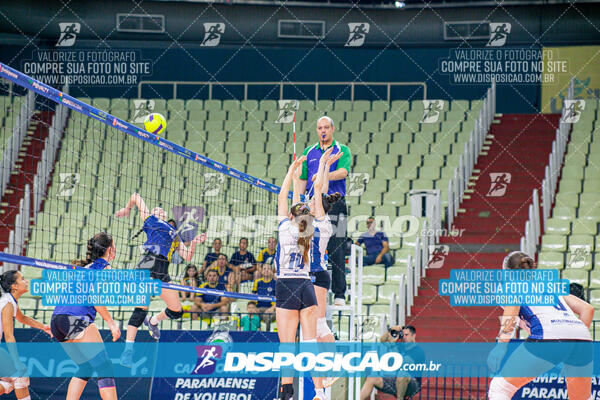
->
xmin=322 ymin=192 xmax=342 ymax=214
xmin=76 ymin=232 xmax=113 ymax=266
xmin=0 ymin=270 xmax=20 ymax=294
xmin=290 ymin=202 xmax=314 ymax=264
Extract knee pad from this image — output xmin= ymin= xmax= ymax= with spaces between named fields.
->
xmin=165 ymin=307 xmax=183 ymax=320
xmin=317 ymin=317 xmax=332 ymax=338
xmin=0 ymin=380 xmax=13 ymax=394
xmin=13 ymin=377 xmax=29 ymax=390
xmin=128 ymin=307 xmax=148 ymax=328
xmin=89 ymin=351 xmax=114 ymax=377
xmin=97 ymin=377 xmax=115 ymax=389
xmin=488 ymin=377 xmax=518 ymax=400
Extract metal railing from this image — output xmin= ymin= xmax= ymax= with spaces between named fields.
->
xmin=447 ymin=80 xmax=496 ymax=231
xmin=522 ymin=77 xmax=573 ymax=255
xmin=137 ymin=80 xmax=427 ymax=101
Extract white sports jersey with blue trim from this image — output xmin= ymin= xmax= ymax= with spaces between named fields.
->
xmin=276 ymin=218 xmax=311 ymax=279
xmin=310 ymin=216 xmax=333 ymax=272
xmin=519 ymin=297 xmax=591 ymax=340
xmin=0 ymin=293 xmax=17 ymax=341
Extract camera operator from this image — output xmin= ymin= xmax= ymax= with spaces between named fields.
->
xmin=360 ymin=325 xmax=425 ymax=400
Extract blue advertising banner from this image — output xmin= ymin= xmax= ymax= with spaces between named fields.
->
xmin=514 ymin=376 xmax=600 ymax=399
xmin=150 ymin=329 xmax=279 ymax=400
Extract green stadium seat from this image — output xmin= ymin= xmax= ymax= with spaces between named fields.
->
xmin=559 ymin=179 xmax=582 ymax=193
xmin=110 ymin=98 xmax=129 ymax=111
xmin=541 ymin=234 xmax=567 ymax=252
xmin=204 ymin=99 xmax=221 ymax=111
xmin=205 ymin=121 xmax=223 ymax=131
xmin=565 ymin=251 xmax=593 ymax=269
xmin=552 ymin=207 xmax=576 ymax=220
xmin=362 ymin=266 xmax=386 ymax=285
xmin=315 ymin=100 xmax=333 ymax=112
xmin=409 ymin=142 xmax=429 ymax=154
xmin=222 ymin=99 xmax=240 ymax=111
xmin=385 ymin=266 xmax=406 ymax=281
xmin=372 ymin=100 xmax=389 ymax=111
xmin=545 ymin=218 xmax=571 ymax=235
xmin=92 ymin=98 xmax=110 ymax=110
xmin=391 ymin=100 xmax=410 ymax=112
xmin=239 ymin=99 xmax=258 ymax=111
xmin=334 ymin=100 xmax=352 ymax=111
xmin=561 ymin=269 xmax=588 ymax=287
xmin=554 ymin=193 xmax=579 ymax=208
xmin=361 ymin=284 xmax=377 ymax=305
xmin=584 ymin=179 xmax=600 ymax=193
xmin=342 ymin=121 xmax=360 ymax=132
xmin=224 ymin=120 xmax=244 ymax=133
xmin=451 ymin=100 xmax=470 ymax=111
xmin=188 ymin=110 xmax=208 ymax=122
xmin=227 ymin=110 xmax=246 ymax=121
xmin=376 ymin=285 xmax=397 ymax=304
xmin=209 ymin=110 xmax=227 ymax=120
xmin=420 ymin=166 xmax=440 ymax=180
xmin=568 ymin=234 xmax=595 ymax=251
xmin=298 ymin=100 xmax=314 ymax=111
xmin=186 ymin=99 xmax=203 ymax=110
xmin=388 ymin=142 xmax=409 ymax=154
xmin=167 ymin=99 xmax=185 ymax=112
xmin=411 ymin=179 xmax=434 ymax=190
xmin=404 ymin=110 xmax=423 ymax=122
xmin=378 ymin=154 xmax=399 ymax=167
xmin=571 ymin=220 xmax=598 ymax=235
xmin=353 ymin=100 xmax=371 ymax=112
xmin=537 ymin=252 xmax=564 ymax=269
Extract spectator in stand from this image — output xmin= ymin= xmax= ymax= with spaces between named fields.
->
xmin=356 ymin=216 xmax=394 ymax=268
xmin=230 ymin=237 xmax=258 ymax=283
xmin=360 ymin=325 xmax=424 ymax=399
xmin=180 ymin=264 xmax=200 ymax=303
xmin=208 ymin=253 xmax=236 ymax=291
xmin=256 ymin=237 xmax=277 ymax=277
xmin=200 ymin=238 xmax=223 ymax=279
xmin=241 ymin=301 xmax=261 ymax=331
xmin=190 ymin=269 xmax=229 ymax=320
xmin=252 ymin=264 xmax=276 ymax=323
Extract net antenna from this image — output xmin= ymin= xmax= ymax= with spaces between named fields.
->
xmin=276 ymin=100 xmax=299 ymax=160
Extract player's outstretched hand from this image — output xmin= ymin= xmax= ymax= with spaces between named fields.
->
xmin=287 ymin=155 xmax=306 ymax=175
xmin=109 ymin=321 xmax=121 ymax=342
xmin=326 ymin=151 xmax=343 ymax=166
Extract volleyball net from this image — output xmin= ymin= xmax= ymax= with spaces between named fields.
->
xmin=0 ymin=62 xmax=281 ymax=287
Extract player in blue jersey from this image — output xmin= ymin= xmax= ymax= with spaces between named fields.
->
xmin=50 ymin=232 xmax=121 ymax=400
xmin=487 ymin=251 xmax=593 ymax=400
xmin=115 ymin=193 xmax=206 ymax=365
xmin=0 ymin=270 xmax=51 ymax=400
xmin=277 ymin=155 xmax=330 ymax=400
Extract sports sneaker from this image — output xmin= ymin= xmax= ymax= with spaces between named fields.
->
xmin=144 ymin=316 xmax=161 ymax=340
xmin=119 ymin=349 xmax=133 ymax=368
xmin=333 ymin=298 xmax=346 ymax=306
xmin=322 ymin=376 xmax=340 ymax=388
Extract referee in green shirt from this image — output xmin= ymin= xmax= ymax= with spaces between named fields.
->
xmin=296 ymin=116 xmax=352 ymax=306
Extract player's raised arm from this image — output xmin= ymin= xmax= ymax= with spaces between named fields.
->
xmin=115 ymin=192 xmax=150 ymax=221
xmin=178 ymin=233 xmax=207 ymax=261
xmin=279 ymin=156 xmax=305 ymax=218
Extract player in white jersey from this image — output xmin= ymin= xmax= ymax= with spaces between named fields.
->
xmin=488 ymin=251 xmax=593 ymax=400
xmin=294 ymin=148 xmax=342 ymax=388
xmin=0 ymin=270 xmax=51 ymax=399
xmin=276 ymin=155 xmax=327 ymax=400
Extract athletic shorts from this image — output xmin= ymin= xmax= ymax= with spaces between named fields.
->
xmin=524 ymin=339 xmax=593 ymax=367
xmin=310 ymin=270 xmax=331 ymax=290
xmin=275 ymin=278 xmax=317 ymax=310
xmin=51 ymin=314 xmax=91 ymax=342
xmin=379 ymin=376 xmax=420 ymax=398
xmin=137 ymin=252 xmax=171 ymax=283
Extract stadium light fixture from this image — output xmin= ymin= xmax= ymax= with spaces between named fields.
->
xmin=394 ymin=1 xmax=406 ymax=8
